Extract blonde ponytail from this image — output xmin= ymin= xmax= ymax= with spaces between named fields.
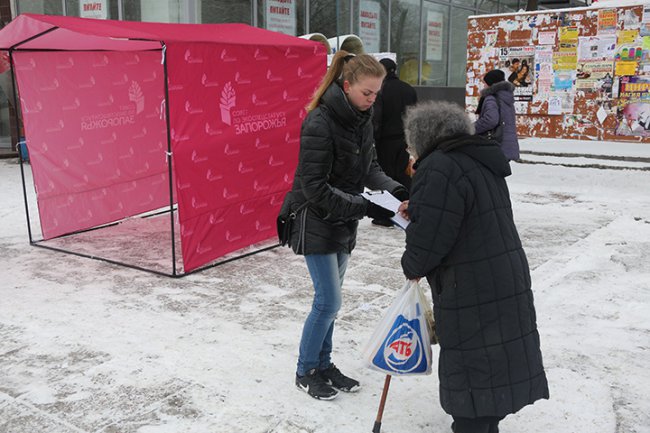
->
xmin=306 ymin=51 xmax=386 ymax=112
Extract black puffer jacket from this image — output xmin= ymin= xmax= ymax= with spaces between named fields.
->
xmin=401 ymin=134 xmax=549 ymax=418
xmin=281 ymin=83 xmax=401 ymax=255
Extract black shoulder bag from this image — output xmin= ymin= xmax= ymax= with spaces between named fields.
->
xmin=276 ymin=201 xmax=309 ymax=246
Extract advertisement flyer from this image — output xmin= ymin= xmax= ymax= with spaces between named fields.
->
xmin=598 ymin=9 xmax=617 ymax=35
xmin=426 ymin=10 xmax=444 ymax=61
xmin=616 ymin=76 xmax=650 ymax=137
xmin=577 ymin=35 xmax=617 ymax=61
xmin=498 ymin=47 xmax=534 ymax=100
xmin=358 ymin=0 xmax=381 ymax=53
xmin=266 ymin=0 xmax=296 ymax=35
xmin=576 ymin=61 xmax=614 ymax=94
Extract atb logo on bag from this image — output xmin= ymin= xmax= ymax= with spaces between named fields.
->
xmin=372 ymin=314 xmax=427 ymax=374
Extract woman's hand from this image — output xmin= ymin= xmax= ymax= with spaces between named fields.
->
xmin=398 ymin=200 xmax=410 ymax=220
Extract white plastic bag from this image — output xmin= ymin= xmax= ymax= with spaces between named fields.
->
xmin=363 ymin=280 xmax=433 ymax=375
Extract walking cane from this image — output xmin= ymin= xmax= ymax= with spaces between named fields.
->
xmin=372 ymin=374 xmax=392 ymax=433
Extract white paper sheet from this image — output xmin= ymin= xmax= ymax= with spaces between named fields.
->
xmin=361 ymin=190 xmax=410 ymax=229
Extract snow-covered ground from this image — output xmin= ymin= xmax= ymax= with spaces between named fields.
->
xmin=1 ymin=138 xmax=649 ymax=433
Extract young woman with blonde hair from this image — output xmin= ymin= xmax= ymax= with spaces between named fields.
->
xmin=279 ymin=50 xmax=409 ymax=400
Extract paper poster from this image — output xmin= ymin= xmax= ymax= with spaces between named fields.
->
xmin=548 ymin=91 xmax=574 ymax=113
xmin=514 ymin=101 xmax=528 ymax=114
xmin=485 ymin=30 xmax=498 ymax=47
xmin=498 ymin=47 xmax=534 ymax=100
xmin=597 ymin=105 xmax=608 ymax=124
xmin=598 ymin=9 xmax=617 ymax=35
xmin=548 ymin=95 xmax=562 ymax=115
xmin=553 ymin=51 xmax=577 ymax=70
xmin=426 ymin=10 xmax=444 ymax=61
xmin=615 ymin=44 xmax=643 ymax=61
xmin=618 ymin=30 xmax=640 ymax=45
xmin=642 ymin=5 xmax=650 ymax=36
xmin=559 ymin=26 xmax=579 ymax=43
xmin=616 ymin=76 xmax=650 ymax=136
xmin=577 ymin=35 xmax=616 ymax=61
xmin=80 ymin=0 xmax=107 ymax=19
xmin=538 ymin=31 xmax=556 ymax=45
xmin=616 ymin=100 xmax=650 ymax=137
xmin=576 ymin=61 xmax=614 ymax=95
xmin=553 ymin=70 xmax=575 ymax=90
xmin=358 ymin=0 xmax=381 ymax=53
xmin=615 ymin=61 xmax=638 ymax=76
xmin=266 ymin=0 xmax=297 ymax=35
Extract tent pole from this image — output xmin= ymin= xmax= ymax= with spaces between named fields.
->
xmin=161 ymin=43 xmax=178 ymax=276
xmin=9 ymin=49 xmax=34 ymax=244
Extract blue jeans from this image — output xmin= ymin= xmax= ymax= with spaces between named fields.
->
xmin=296 ymin=252 xmax=349 ymax=376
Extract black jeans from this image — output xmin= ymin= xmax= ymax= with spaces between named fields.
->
xmin=452 ymin=416 xmax=504 ymax=433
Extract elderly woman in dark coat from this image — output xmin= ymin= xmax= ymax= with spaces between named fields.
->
xmin=474 ymin=69 xmax=520 ymax=161
xmin=400 ymin=101 xmax=549 ymax=433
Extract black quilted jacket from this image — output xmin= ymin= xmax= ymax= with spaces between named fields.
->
xmin=401 ymin=134 xmax=549 ymax=418
xmin=281 ymin=83 xmax=401 ymax=255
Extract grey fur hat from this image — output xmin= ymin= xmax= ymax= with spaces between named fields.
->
xmin=403 ymin=101 xmax=474 ymax=158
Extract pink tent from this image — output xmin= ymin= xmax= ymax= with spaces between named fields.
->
xmin=0 ymin=14 xmax=326 ymax=274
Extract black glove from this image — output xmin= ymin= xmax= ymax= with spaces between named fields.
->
xmin=392 ymin=186 xmax=409 ymax=202
xmin=364 ymin=200 xmax=395 ymax=220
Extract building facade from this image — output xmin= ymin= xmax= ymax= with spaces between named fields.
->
xmin=0 ymin=0 xmax=583 ymax=152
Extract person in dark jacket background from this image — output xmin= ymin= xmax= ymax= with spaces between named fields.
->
xmin=474 ymin=69 xmax=520 ymax=161
xmin=371 ymin=58 xmax=417 ymax=226
xmin=400 ymin=101 xmax=549 ymax=433
xmin=279 ymin=50 xmax=409 ymax=401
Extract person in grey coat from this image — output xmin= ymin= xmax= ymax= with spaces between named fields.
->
xmin=279 ymin=50 xmax=408 ymax=401
xmin=400 ymin=101 xmax=549 ymax=433
xmin=474 ymin=69 xmax=520 ymax=161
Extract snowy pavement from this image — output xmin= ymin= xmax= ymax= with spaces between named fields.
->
xmin=1 ymin=139 xmax=649 ymax=433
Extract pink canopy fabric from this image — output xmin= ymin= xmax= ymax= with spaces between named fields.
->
xmin=4 ymin=14 xmax=326 ymax=272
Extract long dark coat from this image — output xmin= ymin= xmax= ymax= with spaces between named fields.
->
xmin=280 ymin=83 xmax=401 ymax=255
xmin=401 ymin=134 xmax=549 ymax=418
xmin=372 ymin=72 xmax=417 ymax=189
xmin=474 ymin=81 xmax=520 ymax=161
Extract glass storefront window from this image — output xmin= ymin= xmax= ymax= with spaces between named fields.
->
xmin=421 ymin=1 xmax=449 ymax=87
xmin=452 ymin=0 xmax=476 ymax=6
xmin=17 ymin=0 xmax=64 ymax=14
xmin=500 ymin=0 xmax=521 ymax=12
xmin=66 ymin=0 xmax=119 ymax=19
xmin=352 ymin=0 xmax=388 ymax=53
xmin=449 ymin=6 xmax=472 ymax=87
xmin=122 ymin=0 xmax=183 ymax=23
xmin=391 ymin=0 xmax=420 ymax=85
xmin=256 ymin=0 xmax=306 ymax=37
xmin=309 ymin=0 xmax=351 ymax=45
xmin=200 ymin=0 xmax=251 ymax=24
xmin=477 ymin=0 xmax=499 ymax=14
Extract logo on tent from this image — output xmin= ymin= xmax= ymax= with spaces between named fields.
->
xmin=129 ymin=81 xmax=145 ymax=114
xmin=220 ymin=82 xmax=236 ymax=125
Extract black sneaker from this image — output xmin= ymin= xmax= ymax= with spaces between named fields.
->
xmin=319 ymin=364 xmax=361 ymax=392
xmin=295 ymin=369 xmax=339 ymax=400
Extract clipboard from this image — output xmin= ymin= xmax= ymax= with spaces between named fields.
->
xmin=361 ymin=190 xmax=410 ymax=230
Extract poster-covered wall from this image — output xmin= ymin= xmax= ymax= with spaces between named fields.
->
xmin=466 ymin=3 xmax=650 ymax=143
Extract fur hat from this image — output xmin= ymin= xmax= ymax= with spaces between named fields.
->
xmin=484 ymin=69 xmax=505 ymax=86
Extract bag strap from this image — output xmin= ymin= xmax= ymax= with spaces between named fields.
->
xmin=289 ymin=201 xmax=310 ymax=219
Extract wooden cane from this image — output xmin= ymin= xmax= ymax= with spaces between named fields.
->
xmin=372 ymin=375 xmax=392 ymax=433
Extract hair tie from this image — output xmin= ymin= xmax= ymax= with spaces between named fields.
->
xmin=343 ymin=54 xmax=356 ymax=63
